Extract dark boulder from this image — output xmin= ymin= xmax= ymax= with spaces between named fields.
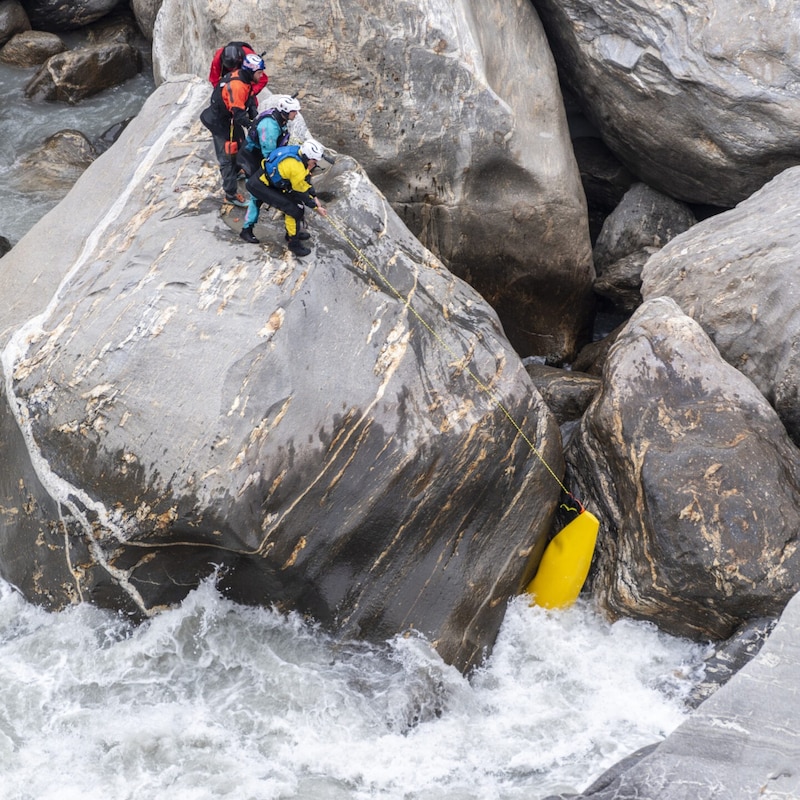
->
xmin=24 ymin=40 xmax=141 ymax=103
xmin=593 ymin=183 xmax=696 ymax=274
xmin=130 ymin=0 xmax=161 ymax=41
xmin=19 ymin=0 xmax=123 ymax=31
xmin=572 ymin=136 xmax=635 ymax=245
xmin=0 ymin=0 xmax=30 ymax=47
xmin=525 ymin=364 xmax=601 ymax=425
xmin=0 ymin=29 xmax=65 ymax=66
xmin=568 ymin=297 xmax=800 ymax=640
xmin=593 ymin=248 xmax=658 ymax=315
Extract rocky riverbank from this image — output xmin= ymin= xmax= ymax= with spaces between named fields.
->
xmin=2 ymin=1 xmax=800 ymax=796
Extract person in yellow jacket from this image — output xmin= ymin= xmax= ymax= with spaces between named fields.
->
xmin=241 ymin=139 xmax=328 ymax=257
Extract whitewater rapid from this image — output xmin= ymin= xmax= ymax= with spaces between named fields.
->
xmin=0 ymin=578 xmax=707 ymax=800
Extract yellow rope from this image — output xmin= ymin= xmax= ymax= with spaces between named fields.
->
xmin=324 ymin=213 xmax=580 ymax=507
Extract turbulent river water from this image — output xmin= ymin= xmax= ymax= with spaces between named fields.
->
xmin=0 ymin=48 xmax=709 ymax=800
xmin=0 ymin=579 xmax=707 ymax=800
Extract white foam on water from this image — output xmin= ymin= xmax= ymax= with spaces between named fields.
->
xmin=0 ymin=580 xmax=707 ymax=800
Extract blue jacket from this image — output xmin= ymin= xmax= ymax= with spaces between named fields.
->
xmin=243 ymin=110 xmax=289 ymax=160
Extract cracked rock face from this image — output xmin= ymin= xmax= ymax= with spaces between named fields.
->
xmin=0 ymin=78 xmax=563 ymax=673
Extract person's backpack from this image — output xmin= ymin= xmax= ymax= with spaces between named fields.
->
xmin=199 ymin=86 xmax=230 ymax=137
xmin=264 ymin=144 xmax=301 ymax=190
xmin=245 ymin=109 xmax=273 ymax=152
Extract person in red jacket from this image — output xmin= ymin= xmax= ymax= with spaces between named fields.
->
xmin=208 ymin=41 xmax=269 ymax=94
xmin=200 ymin=53 xmax=267 ymax=206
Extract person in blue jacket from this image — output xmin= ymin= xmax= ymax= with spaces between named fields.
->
xmin=239 ymin=94 xmax=301 ymax=177
xmin=237 ymin=95 xmax=302 ymax=232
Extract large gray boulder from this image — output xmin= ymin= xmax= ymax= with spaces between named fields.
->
xmin=567 ymin=297 xmax=800 ymax=640
xmin=545 ymin=590 xmax=800 ymax=800
xmin=531 ymin=0 xmax=800 ymax=207
xmin=152 ymin=0 xmax=595 ymax=361
xmin=0 ymin=76 xmax=564 ymax=673
xmin=642 ymin=166 xmax=800 ymax=446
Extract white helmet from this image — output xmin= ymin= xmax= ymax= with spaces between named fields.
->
xmin=241 ymin=53 xmax=265 ymax=72
xmin=300 ymin=138 xmax=325 ymax=162
xmin=275 ymin=95 xmax=301 ymax=114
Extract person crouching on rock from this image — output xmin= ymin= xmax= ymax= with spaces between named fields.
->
xmin=240 ymin=139 xmax=328 ymax=257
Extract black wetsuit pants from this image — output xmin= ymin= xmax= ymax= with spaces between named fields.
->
xmin=244 ymin=174 xmax=306 ymax=236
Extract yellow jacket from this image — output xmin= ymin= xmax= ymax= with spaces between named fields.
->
xmin=259 ymin=153 xmax=318 ymax=208
xmin=277 ymin=156 xmax=313 ymax=195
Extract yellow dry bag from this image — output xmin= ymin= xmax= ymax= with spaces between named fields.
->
xmin=525 ymin=509 xmax=600 ymax=609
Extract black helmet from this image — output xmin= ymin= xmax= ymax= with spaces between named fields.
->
xmin=221 ymin=44 xmax=244 ymax=71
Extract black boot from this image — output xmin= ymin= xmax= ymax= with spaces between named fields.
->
xmin=286 ymin=236 xmax=311 ymax=257
xmin=240 ymin=226 xmax=259 ymax=244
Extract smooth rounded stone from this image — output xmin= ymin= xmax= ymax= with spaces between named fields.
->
xmin=531 ymin=0 xmax=800 ymax=206
xmin=0 ymin=29 xmax=62 ymax=65
xmin=0 ymin=0 xmax=30 ymax=47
